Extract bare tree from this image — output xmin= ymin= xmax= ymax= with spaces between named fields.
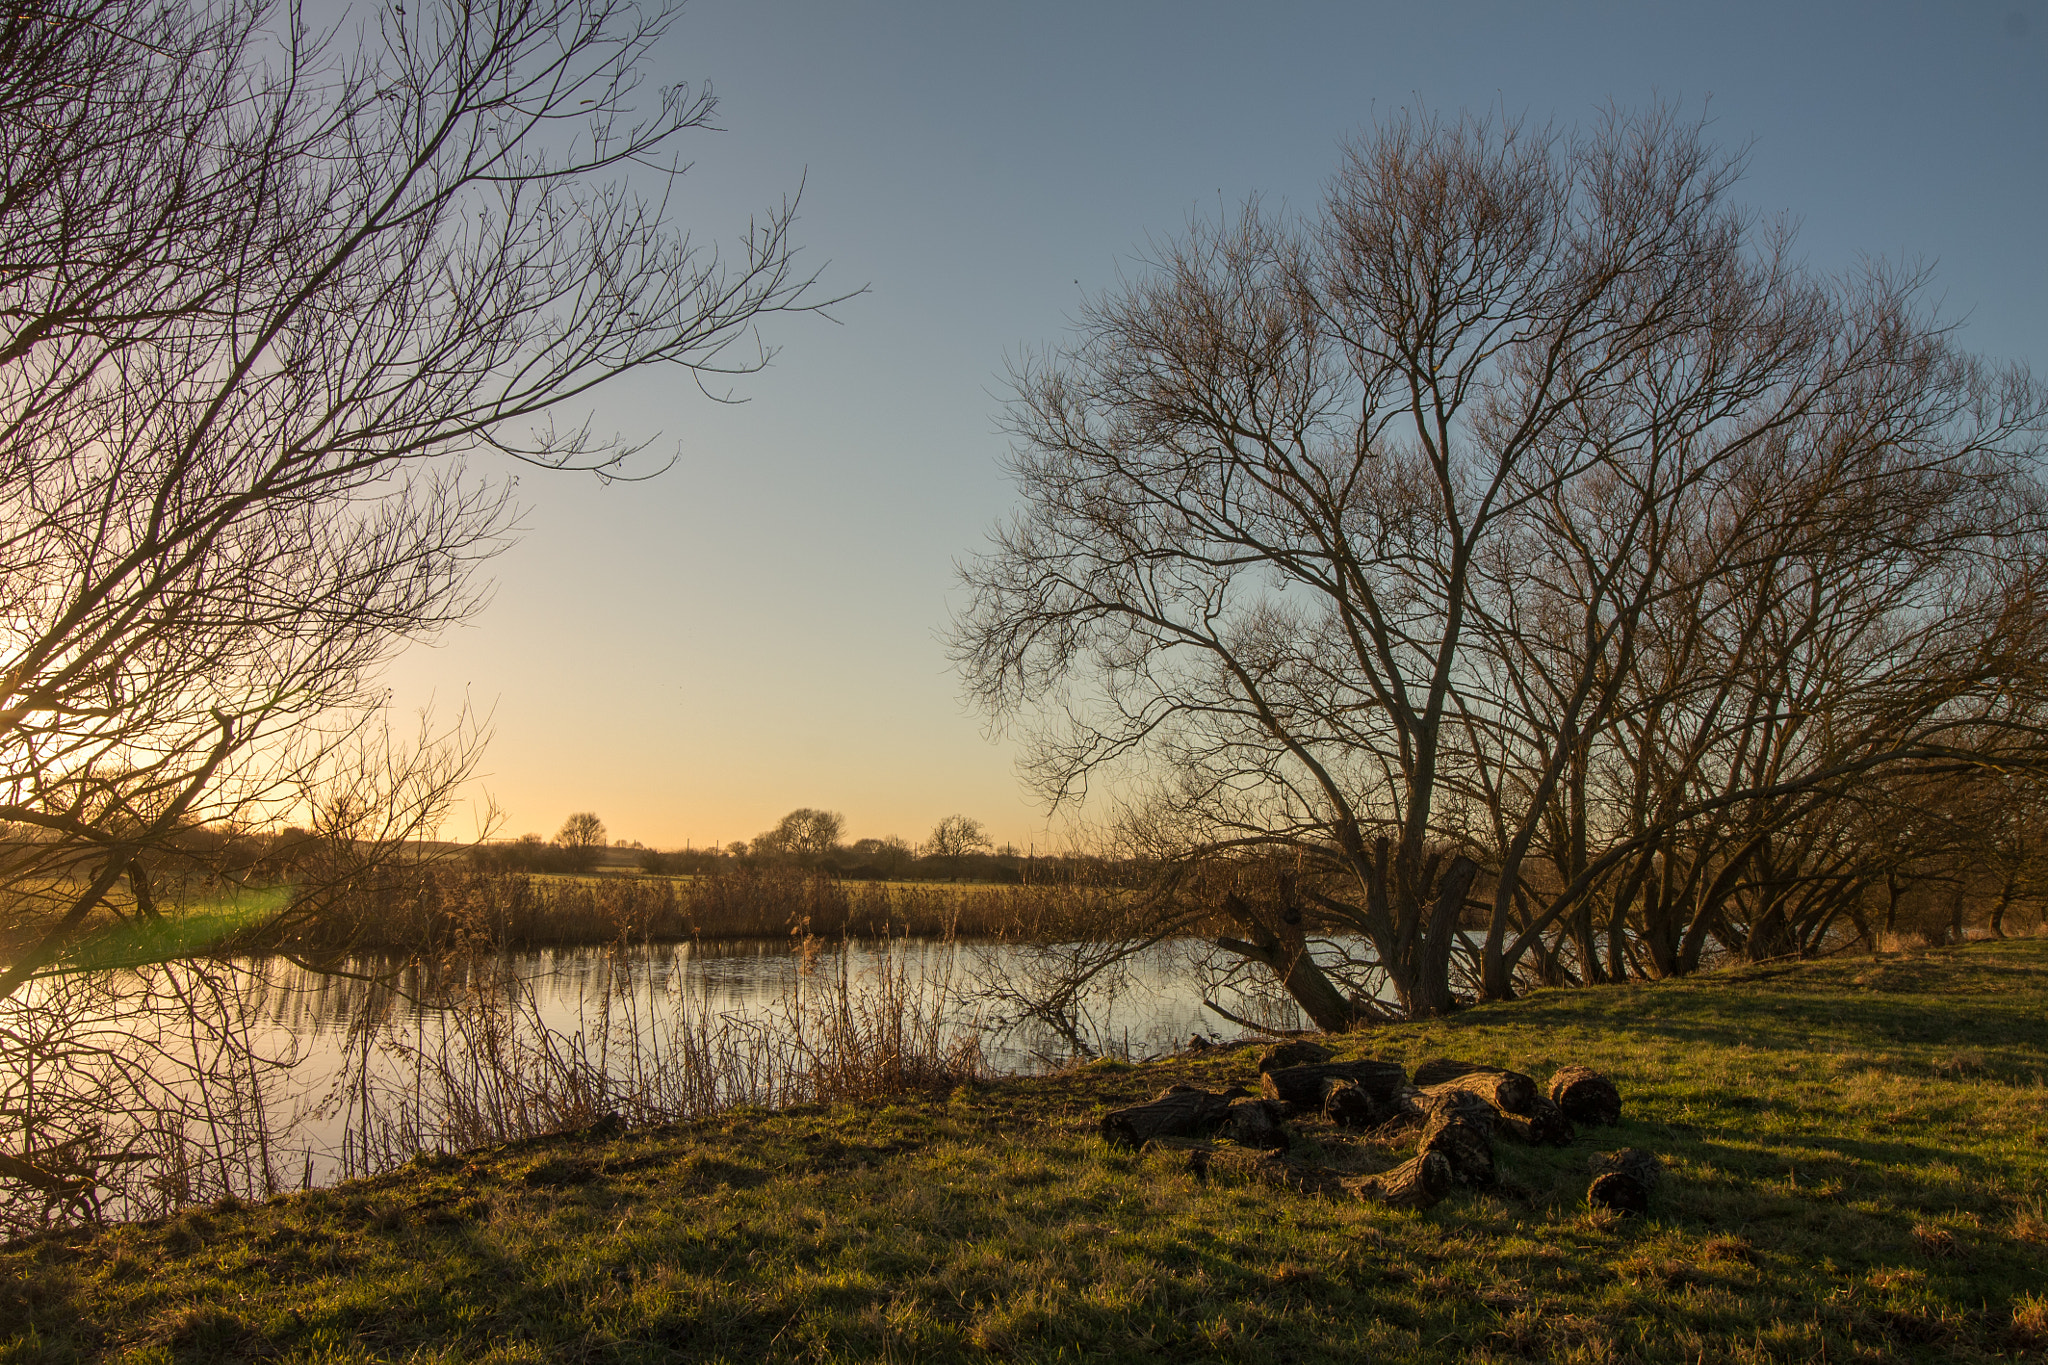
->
xmin=0 ymin=0 xmax=845 ymax=1220
xmin=755 ymin=808 xmax=845 ymax=860
xmin=924 ymin=814 xmax=992 ymax=880
xmin=955 ymin=106 xmax=2046 ymax=1024
xmin=0 ymin=0 xmax=843 ymax=993
xmin=555 ymin=812 xmax=607 ymax=872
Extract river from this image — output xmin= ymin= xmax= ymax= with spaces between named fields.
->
xmin=3 ymin=935 xmax=1307 ymax=1222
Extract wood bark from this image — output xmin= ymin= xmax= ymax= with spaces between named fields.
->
xmin=1258 ymin=1059 xmax=1407 ymax=1109
xmin=1344 ymin=1151 xmax=1452 ymax=1209
xmin=1587 ymin=1147 xmax=1661 ymax=1215
xmin=1413 ymin=1060 xmax=1539 ymax=1114
xmin=1418 ymin=1093 xmax=1496 ymax=1187
xmin=1547 ymin=1065 xmax=1622 ymax=1126
xmin=1219 ymin=1097 xmax=1290 ymax=1150
xmin=1101 ymin=1087 xmax=1232 ymax=1150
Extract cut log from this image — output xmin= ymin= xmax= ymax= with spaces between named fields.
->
xmin=1101 ymin=1088 xmax=1232 ymax=1150
xmin=1417 ymin=1063 xmax=1539 ymax=1115
xmin=1586 ymin=1148 xmax=1661 ymax=1216
xmin=1258 ymin=1059 xmax=1408 ymax=1109
xmin=1324 ymin=1078 xmax=1426 ymax=1131
xmin=1322 ymin=1080 xmax=1377 ymax=1130
xmin=1418 ymin=1093 xmax=1496 ymax=1187
xmin=1343 ymin=1150 xmax=1453 ymax=1210
xmin=1258 ymin=1039 xmax=1335 ymax=1073
xmin=1219 ymin=1097 xmax=1290 ymax=1150
xmin=1548 ymin=1065 xmax=1622 ymax=1126
xmin=1426 ymin=1088 xmax=1497 ymax=1125
xmin=1493 ymin=1095 xmax=1575 ymax=1148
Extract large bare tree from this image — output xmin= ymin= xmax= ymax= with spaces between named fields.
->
xmin=0 ymin=0 xmax=841 ymax=992
xmin=0 ymin=0 xmax=842 ymax=1216
xmin=954 ymin=107 xmax=2045 ymax=1023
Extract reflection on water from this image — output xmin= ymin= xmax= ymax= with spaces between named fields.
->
xmin=1 ymin=936 xmax=1299 ymax=1224
xmin=239 ymin=937 xmax=1250 ymax=1068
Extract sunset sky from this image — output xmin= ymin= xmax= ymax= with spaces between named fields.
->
xmin=377 ymin=1 xmax=2048 ymax=854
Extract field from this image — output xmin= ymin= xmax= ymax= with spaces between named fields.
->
xmin=3 ymin=940 xmax=2045 ymax=1363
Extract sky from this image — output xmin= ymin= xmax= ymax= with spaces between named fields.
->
xmin=377 ymin=0 xmax=2048 ymax=854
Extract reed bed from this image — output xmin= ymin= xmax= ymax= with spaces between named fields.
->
xmin=267 ymin=864 xmax=1136 ymax=953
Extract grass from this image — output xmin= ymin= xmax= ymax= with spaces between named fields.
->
xmin=48 ymin=887 xmax=292 ymax=976
xmin=4 ymin=939 xmax=2045 ymax=1363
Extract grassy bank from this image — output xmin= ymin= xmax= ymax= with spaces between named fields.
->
xmin=5 ymin=941 xmax=2045 ymax=1363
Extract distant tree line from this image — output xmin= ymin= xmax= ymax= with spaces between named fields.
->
xmin=463 ymin=808 xmax=1126 ymax=886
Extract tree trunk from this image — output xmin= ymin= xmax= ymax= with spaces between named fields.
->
xmin=126 ymin=860 xmax=161 ymax=921
xmin=1322 ymin=1077 xmax=1425 ymax=1131
xmin=1403 ymin=856 xmax=1481 ymax=1017
xmin=1257 ymin=1040 xmax=1335 ymax=1072
xmin=1218 ymin=1097 xmax=1290 ymax=1151
xmin=1101 ymin=1087 xmax=1233 ymax=1149
xmin=1990 ymin=874 xmax=2015 ymax=939
xmin=1216 ymin=887 xmax=1364 ymax=1032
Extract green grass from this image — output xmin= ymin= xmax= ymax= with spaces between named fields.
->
xmin=47 ymin=886 xmax=292 ymax=976
xmin=5 ymin=940 xmax=2046 ymax=1362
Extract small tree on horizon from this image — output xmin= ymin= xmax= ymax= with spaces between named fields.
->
xmin=755 ymin=808 xmax=845 ymax=860
xmin=925 ymin=815 xmax=993 ymax=880
xmin=556 ymin=813 xmax=607 ymax=872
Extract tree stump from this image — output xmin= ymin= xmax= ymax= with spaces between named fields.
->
xmin=1493 ymin=1095 xmax=1575 ymax=1147
xmin=1548 ymin=1065 xmax=1622 ymax=1126
xmin=1418 ymin=1093 xmax=1496 ymax=1187
xmin=1587 ymin=1148 xmax=1661 ymax=1215
xmin=1101 ymin=1087 xmax=1233 ymax=1150
xmin=1258 ymin=1039 xmax=1335 ymax=1073
xmin=1219 ymin=1096 xmax=1290 ymax=1150
xmin=1416 ymin=1062 xmax=1539 ymax=1115
xmin=1258 ymin=1059 xmax=1408 ymax=1109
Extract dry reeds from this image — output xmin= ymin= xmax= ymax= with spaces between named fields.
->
xmin=327 ymin=934 xmax=984 ymax=1178
xmin=268 ymin=864 xmax=1138 ymax=952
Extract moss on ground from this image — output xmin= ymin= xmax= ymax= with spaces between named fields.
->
xmin=4 ymin=940 xmax=2046 ymax=1362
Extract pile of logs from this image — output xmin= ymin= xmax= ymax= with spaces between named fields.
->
xmin=1099 ymin=1046 xmax=1658 ymax=1215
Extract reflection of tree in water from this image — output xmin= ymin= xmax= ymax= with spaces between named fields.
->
xmin=0 ymin=960 xmax=297 ymax=1234
xmin=0 ymin=934 xmax=1247 ymax=1230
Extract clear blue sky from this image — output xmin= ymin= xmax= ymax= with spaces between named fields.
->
xmin=380 ymin=0 xmax=2048 ymax=853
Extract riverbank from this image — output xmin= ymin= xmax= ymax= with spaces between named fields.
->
xmin=7 ymin=940 xmax=2045 ymax=1362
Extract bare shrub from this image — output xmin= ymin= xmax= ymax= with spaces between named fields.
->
xmin=323 ymin=935 xmax=983 ymax=1178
